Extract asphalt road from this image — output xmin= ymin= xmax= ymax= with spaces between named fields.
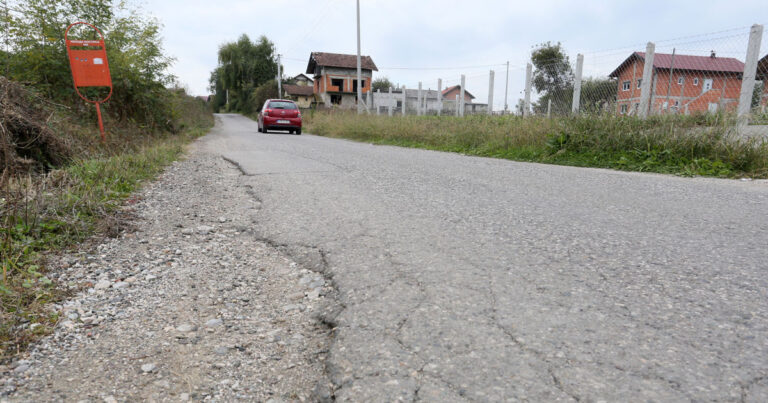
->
xmin=203 ymin=114 xmax=768 ymax=402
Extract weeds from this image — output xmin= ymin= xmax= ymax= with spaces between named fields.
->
xmin=304 ymin=112 xmax=768 ymax=178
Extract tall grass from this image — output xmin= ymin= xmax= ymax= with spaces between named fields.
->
xmin=304 ymin=111 xmax=768 ymax=177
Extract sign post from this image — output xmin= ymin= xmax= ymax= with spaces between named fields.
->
xmin=65 ymin=22 xmax=112 ymax=141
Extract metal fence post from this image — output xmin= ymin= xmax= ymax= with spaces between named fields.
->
xmin=638 ymin=42 xmax=655 ymax=119
xmin=388 ymin=87 xmax=393 ymax=117
xmin=417 ymin=82 xmax=423 ymax=116
xmin=375 ymin=89 xmax=380 ymax=115
xmin=487 ymin=70 xmax=495 ymax=115
xmin=524 ymin=63 xmax=532 ymax=117
xmin=572 ymin=54 xmax=583 ymax=114
xmin=738 ymin=24 xmax=764 ymax=120
xmin=460 ymin=75 xmax=466 ymax=117
xmin=547 ymin=99 xmax=552 ymax=118
xmin=437 ymin=78 xmax=442 ymax=116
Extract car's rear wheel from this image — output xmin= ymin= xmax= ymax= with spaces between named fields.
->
xmin=296 ymin=129 xmax=302 ymax=135
xmin=258 ymin=126 xmax=262 ymax=133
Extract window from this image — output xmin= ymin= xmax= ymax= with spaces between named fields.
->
xmin=678 ymin=76 xmax=684 ymax=85
xmin=331 ymin=78 xmax=344 ymax=91
xmin=693 ymin=78 xmax=699 ymax=86
xmin=622 ymin=81 xmax=631 ymax=91
xmin=674 ymin=100 xmax=679 ymax=107
xmin=637 ymin=79 xmax=642 ymax=89
xmin=352 ymin=79 xmax=366 ymax=92
xmin=267 ymin=101 xmax=297 ymax=110
xmin=330 ymin=94 xmax=342 ymax=105
xmin=620 ymin=104 xmax=628 ymax=114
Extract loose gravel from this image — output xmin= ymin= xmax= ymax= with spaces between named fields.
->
xmin=1 ymin=149 xmax=334 ymax=402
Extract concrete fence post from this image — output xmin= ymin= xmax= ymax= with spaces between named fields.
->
xmin=547 ymin=99 xmax=552 ymax=118
xmin=417 ymin=82 xmax=423 ymax=116
xmin=388 ymin=87 xmax=393 ymax=117
xmin=437 ymin=78 xmax=443 ymax=116
xmin=460 ymin=75 xmax=466 ymax=117
xmin=488 ymin=70 xmax=495 ymax=115
xmin=638 ymin=42 xmax=655 ymax=119
xmin=524 ymin=63 xmax=532 ymax=117
xmin=402 ymin=85 xmax=407 ymax=116
xmin=455 ymin=94 xmax=460 ymax=116
xmin=738 ymin=24 xmax=764 ymax=120
xmin=572 ymin=54 xmax=583 ymax=114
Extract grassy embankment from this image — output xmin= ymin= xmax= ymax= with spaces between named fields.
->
xmin=304 ymin=111 xmax=768 ymax=178
xmin=0 ymin=81 xmax=213 ymax=360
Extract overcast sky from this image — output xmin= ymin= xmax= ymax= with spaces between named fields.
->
xmin=145 ymin=0 xmax=768 ymax=109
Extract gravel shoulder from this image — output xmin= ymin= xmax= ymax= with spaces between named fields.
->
xmin=1 ymin=139 xmax=334 ymax=401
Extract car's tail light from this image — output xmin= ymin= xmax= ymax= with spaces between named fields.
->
xmin=297 ymin=111 xmax=301 ymax=118
xmin=264 ymin=109 xmax=272 ymax=116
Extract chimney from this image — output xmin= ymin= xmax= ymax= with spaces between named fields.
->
xmin=710 ymin=50 xmax=716 ymax=58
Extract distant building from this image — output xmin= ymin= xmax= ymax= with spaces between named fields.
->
xmin=609 ymin=51 xmax=745 ymax=115
xmin=306 ymin=52 xmax=377 ymax=108
xmin=442 ymin=85 xmax=475 ymax=104
xmin=293 ymin=73 xmax=314 ymax=86
xmin=282 ymin=84 xmax=314 ymax=108
xmin=370 ymin=87 xmax=487 ymax=115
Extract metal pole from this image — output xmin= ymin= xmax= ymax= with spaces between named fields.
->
xmin=388 ymin=87 xmax=393 ymax=116
xmin=459 ymin=75 xmax=466 ymax=117
xmin=571 ymin=54 xmax=583 ymax=114
xmin=738 ymin=24 xmax=764 ymax=119
xmin=665 ymin=48 xmax=676 ymax=113
xmin=547 ymin=99 xmax=552 ymax=118
xmin=356 ymin=0 xmax=363 ymax=114
xmin=638 ymin=42 xmax=656 ymax=119
xmin=524 ymin=63 xmax=532 ymax=117
xmin=455 ymin=94 xmax=459 ymax=116
xmin=504 ymin=61 xmax=509 ymax=113
xmin=487 ymin=70 xmax=494 ymax=115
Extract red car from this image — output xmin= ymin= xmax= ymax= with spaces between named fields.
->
xmin=257 ymin=99 xmax=302 ymax=135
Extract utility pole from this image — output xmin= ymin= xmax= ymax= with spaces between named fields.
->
xmin=356 ymin=0 xmax=363 ymax=114
xmin=504 ymin=61 xmax=509 ymax=113
xmin=277 ymin=54 xmax=282 ymax=98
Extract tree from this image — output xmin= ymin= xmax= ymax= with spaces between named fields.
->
xmin=252 ymin=80 xmax=279 ymax=113
xmin=580 ymin=78 xmax=617 ymax=114
xmin=372 ymin=77 xmax=394 ymax=92
xmin=4 ymin=0 xmax=177 ymax=129
xmin=208 ymin=34 xmax=278 ymax=114
xmin=530 ymin=42 xmax=573 ymax=115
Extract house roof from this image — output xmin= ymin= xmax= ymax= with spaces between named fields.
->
xmin=757 ymin=54 xmax=768 ymax=81
xmin=442 ymin=85 xmax=475 ymax=99
xmin=293 ymin=73 xmax=314 ymax=83
xmin=306 ymin=52 xmax=378 ymax=73
xmin=608 ymin=52 xmax=745 ymax=78
xmin=283 ymin=84 xmax=314 ymax=97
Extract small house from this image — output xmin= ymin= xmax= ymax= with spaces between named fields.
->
xmin=283 ymin=84 xmax=314 ymax=108
xmin=441 ymin=85 xmax=475 ymax=104
xmin=758 ymin=54 xmax=768 ymax=108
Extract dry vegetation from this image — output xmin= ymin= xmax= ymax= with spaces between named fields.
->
xmin=304 ymin=111 xmax=768 ymax=178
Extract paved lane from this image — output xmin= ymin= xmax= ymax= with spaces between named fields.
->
xmin=203 ymin=114 xmax=768 ymax=402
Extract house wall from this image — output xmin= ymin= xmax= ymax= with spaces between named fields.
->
xmin=615 ymin=59 xmax=743 ymax=115
xmin=442 ymin=87 xmax=474 ymax=103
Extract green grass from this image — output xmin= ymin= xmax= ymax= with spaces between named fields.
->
xmin=304 ymin=111 xmax=768 ymax=178
xmin=0 ymin=125 xmax=211 ymax=362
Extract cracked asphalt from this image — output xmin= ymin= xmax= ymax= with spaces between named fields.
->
xmin=205 ymin=114 xmax=768 ymax=402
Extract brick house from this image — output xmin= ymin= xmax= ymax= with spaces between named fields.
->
xmin=758 ymin=54 xmax=768 ymax=108
xmin=609 ymin=52 xmax=745 ymax=115
xmin=306 ymin=52 xmax=377 ymax=108
xmin=441 ymin=85 xmax=475 ymax=104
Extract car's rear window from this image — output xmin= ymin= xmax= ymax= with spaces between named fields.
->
xmin=268 ymin=101 xmax=297 ymax=110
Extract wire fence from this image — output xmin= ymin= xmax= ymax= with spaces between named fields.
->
xmin=287 ymin=24 xmax=767 ymax=124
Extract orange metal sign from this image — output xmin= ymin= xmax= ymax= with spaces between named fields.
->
xmin=65 ymin=22 xmax=112 ymax=141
